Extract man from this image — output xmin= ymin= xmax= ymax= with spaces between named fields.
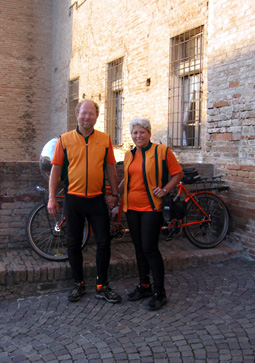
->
xmin=47 ymin=99 xmax=121 ymax=303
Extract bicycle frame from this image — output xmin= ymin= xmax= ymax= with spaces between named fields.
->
xmin=176 ymin=183 xmax=211 ymax=228
xmin=107 ymin=182 xmax=218 ymax=231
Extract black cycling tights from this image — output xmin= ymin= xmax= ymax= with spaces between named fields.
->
xmin=126 ymin=209 xmax=165 ymax=294
xmin=64 ymin=194 xmax=111 ymax=285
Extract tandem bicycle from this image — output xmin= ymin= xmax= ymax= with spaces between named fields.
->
xmin=25 ymin=168 xmax=230 ymax=261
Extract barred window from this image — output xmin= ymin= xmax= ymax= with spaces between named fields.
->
xmin=68 ymin=78 xmax=79 ymax=131
xmin=169 ymin=26 xmax=203 ymax=148
xmin=105 ymin=58 xmax=123 ymax=145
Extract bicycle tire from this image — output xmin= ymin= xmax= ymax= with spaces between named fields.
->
xmin=26 ymin=198 xmax=90 ymax=261
xmin=183 ymin=192 xmax=229 ymax=248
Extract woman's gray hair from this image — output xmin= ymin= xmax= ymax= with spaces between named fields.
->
xmin=130 ymin=117 xmax=151 ymax=133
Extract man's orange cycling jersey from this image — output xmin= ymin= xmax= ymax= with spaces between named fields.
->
xmin=52 ymin=127 xmax=116 ymax=197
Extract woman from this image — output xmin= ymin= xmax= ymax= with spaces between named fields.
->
xmin=119 ymin=117 xmax=183 ymax=311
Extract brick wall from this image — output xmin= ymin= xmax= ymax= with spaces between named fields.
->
xmin=1 ymin=0 xmax=255 ymax=257
xmin=0 ymin=162 xmax=46 ymax=250
xmin=206 ymin=0 xmax=255 ymax=258
xmin=50 ymin=0 xmax=73 ymax=137
xmin=65 ymin=0 xmax=209 ymax=161
xmin=0 ymin=0 xmax=53 ymax=162
xmin=64 ymin=0 xmax=255 ymax=257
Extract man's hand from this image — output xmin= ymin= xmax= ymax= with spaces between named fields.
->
xmin=48 ymin=164 xmax=62 ymax=218
xmin=106 ymin=163 xmax=119 ymax=210
xmin=47 ymin=197 xmax=59 ymax=218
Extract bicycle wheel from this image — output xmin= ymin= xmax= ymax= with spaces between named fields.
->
xmin=26 ymin=198 xmax=90 ymax=261
xmin=183 ymin=192 xmax=229 ymax=248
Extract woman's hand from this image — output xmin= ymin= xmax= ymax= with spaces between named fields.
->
xmin=152 ymin=186 xmax=167 ymax=198
xmin=152 ymin=171 xmax=184 ymax=198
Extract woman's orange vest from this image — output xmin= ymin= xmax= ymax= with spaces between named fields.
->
xmin=123 ymin=142 xmax=169 ymax=212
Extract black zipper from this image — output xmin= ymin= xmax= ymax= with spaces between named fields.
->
xmin=85 ymin=136 xmax=89 ymax=196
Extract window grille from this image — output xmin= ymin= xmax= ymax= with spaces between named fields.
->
xmin=68 ymin=78 xmax=79 ymax=131
xmin=105 ymin=58 xmax=123 ymax=145
xmin=169 ymin=26 xmax=203 ymax=148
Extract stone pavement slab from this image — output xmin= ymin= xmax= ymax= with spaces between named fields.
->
xmin=0 ymin=258 xmax=254 ymax=362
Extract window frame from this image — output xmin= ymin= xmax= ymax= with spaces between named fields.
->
xmin=67 ymin=78 xmax=79 ymax=131
xmin=105 ymin=58 xmax=124 ymax=146
xmin=168 ymin=26 xmax=204 ymax=149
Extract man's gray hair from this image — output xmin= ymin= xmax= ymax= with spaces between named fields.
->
xmin=130 ymin=117 xmax=151 ymax=133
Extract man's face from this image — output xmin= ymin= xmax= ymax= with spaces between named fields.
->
xmin=76 ymin=101 xmax=98 ymax=133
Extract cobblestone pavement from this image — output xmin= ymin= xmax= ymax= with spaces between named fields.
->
xmin=0 ymin=258 xmax=254 ymax=363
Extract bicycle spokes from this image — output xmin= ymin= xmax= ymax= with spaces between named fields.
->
xmin=183 ymin=192 xmax=229 ymax=248
xmin=26 ymin=198 xmax=90 ymax=261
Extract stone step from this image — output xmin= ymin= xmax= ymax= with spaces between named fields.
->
xmin=0 ymin=236 xmax=243 ymax=300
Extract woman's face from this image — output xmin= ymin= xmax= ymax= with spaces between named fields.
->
xmin=131 ymin=125 xmax=151 ymax=151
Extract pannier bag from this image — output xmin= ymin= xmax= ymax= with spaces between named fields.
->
xmin=161 ymin=195 xmax=187 ymax=221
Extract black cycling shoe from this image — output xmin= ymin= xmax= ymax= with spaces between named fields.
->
xmin=126 ymin=284 xmax=153 ymax=301
xmin=68 ymin=282 xmax=86 ymax=302
xmin=146 ymin=291 xmax=167 ymax=311
xmin=95 ymin=284 xmax=122 ymax=303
